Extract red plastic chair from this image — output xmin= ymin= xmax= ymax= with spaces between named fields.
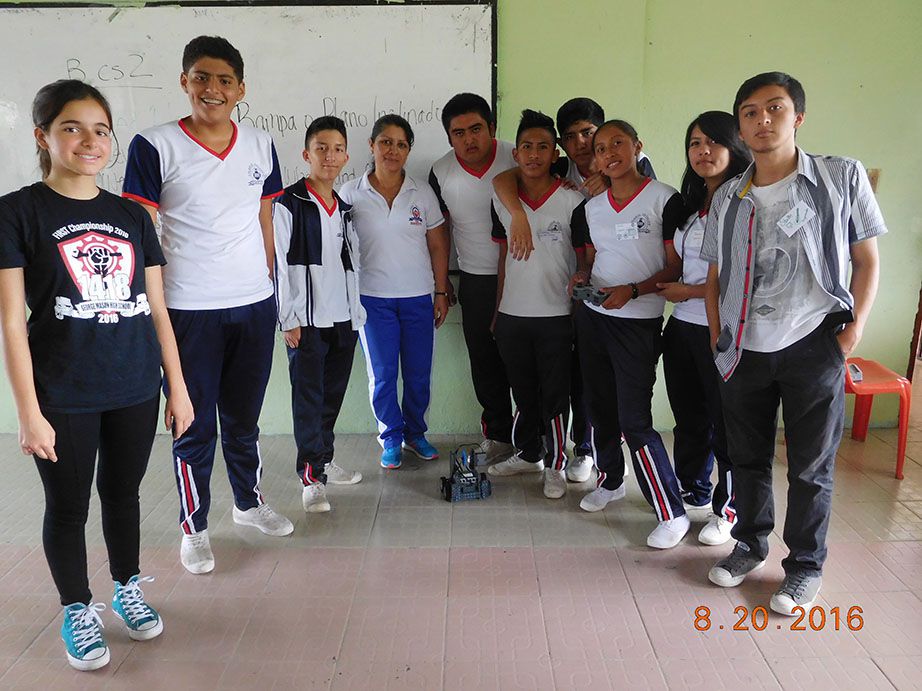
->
xmin=845 ymin=357 xmax=912 ymax=479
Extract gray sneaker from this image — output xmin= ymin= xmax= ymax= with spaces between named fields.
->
xmin=708 ymin=542 xmax=766 ymax=587
xmin=481 ymin=439 xmax=514 ymax=464
xmin=770 ymin=571 xmax=822 ymax=616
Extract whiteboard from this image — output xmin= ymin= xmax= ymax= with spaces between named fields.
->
xmin=0 ymin=3 xmax=494 ymax=195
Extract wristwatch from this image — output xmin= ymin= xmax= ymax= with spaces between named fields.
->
xmin=629 ymin=282 xmax=639 ymax=300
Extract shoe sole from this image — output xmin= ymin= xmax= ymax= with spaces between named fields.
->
xmin=579 ymin=488 xmax=626 ymax=512
xmin=180 ymin=554 xmax=214 ymax=575
xmin=66 ymin=646 xmax=110 ymax=671
xmin=304 ymin=502 xmax=332 ymax=513
xmin=380 ymin=461 xmax=402 ymax=469
xmin=566 ymin=469 xmax=593 ymax=483
xmin=543 ymin=486 xmax=567 ymax=499
xmin=114 ymin=612 xmax=164 ymax=641
xmin=770 ymin=593 xmax=817 ymax=616
xmin=232 ymin=512 xmax=295 ymax=537
xmin=402 ymin=444 xmax=439 ymax=460
xmin=327 ymin=474 xmax=363 ymax=485
xmin=487 ymin=464 xmax=543 ymax=477
xmin=708 ymin=559 xmax=766 ymax=587
xmin=647 ymin=520 xmax=692 ymax=549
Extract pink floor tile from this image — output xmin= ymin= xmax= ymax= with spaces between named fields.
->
xmin=107 ymin=653 xmax=226 ymax=690
xmin=218 ymin=659 xmax=335 ymax=690
xmin=445 ymin=595 xmax=549 ymax=662
xmin=541 ymin=593 xmax=654 ymax=661
xmin=447 ymin=547 xmax=538 ymax=597
xmin=165 ymin=546 xmax=280 ymax=599
xmin=443 ymin=658 xmax=555 ymax=691
xmin=635 ymin=591 xmax=763 ymax=661
xmin=264 ymin=547 xmax=364 ymax=599
xmin=849 ymin=590 xmax=922 ymax=657
xmin=872 ymin=655 xmax=922 ymax=691
xmin=533 ymin=547 xmax=630 ymax=597
xmin=232 ymin=596 xmax=351 ymax=663
xmin=822 ymin=543 xmax=906 ymax=593
xmin=330 ymin=660 xmax=443 ymax=690
xmin=659 ymin=657 xmax=782 ymax=689
xmin=0 ymin=657 xmax=118 ymax=690
xmin=356 ymin=547 xmax=449 ymax=598
xmin=765 ymin=655 xmax=894 ymax=689
xmin=866 ymin=541 xmax=922 ymax=588
xmin=618 ymin=544 xmax=717 ymax=597
xmin=140 ymin=595 xmax=257 ymax=662
xmin=549 ymin=658 xmax=669 ymax=690
xmin=337 ymin=596 xmax=446 ymax=665
xmin=0 ymin=596 xmax=61 ymax=658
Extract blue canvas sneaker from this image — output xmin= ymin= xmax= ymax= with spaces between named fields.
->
xmin=112 ymin=575 xmax=163 ymax=641
xmin=61 ymin=602 xmax=109 ymax=671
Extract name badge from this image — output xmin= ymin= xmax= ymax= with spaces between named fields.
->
xmin=777 ymin=201 xmax=815 ymax=237
xmin=615 ymin=223 xmax=638 ymax=241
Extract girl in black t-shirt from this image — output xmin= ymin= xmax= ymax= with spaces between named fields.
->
xmin=0 ymin=80 xmax=193 ymax=672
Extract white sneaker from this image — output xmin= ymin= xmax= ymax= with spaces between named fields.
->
xmin=302 ymin=484 xmax=331 ymax=513
xmin=487 ymin=453 xmax=543 ymax=477
xmin=579 ymin=485 xmax=626 ymax=512
xmin=481 ymin=439 xmax=514 ymax=464
xmin=698 ymin=514 xmax=734 ymax=546
xmin=566 ymin=455 xmax=593 ymax=483
xmin=325 ymin=461 xmax=362 ymax=485
xmin=232 ymin=504 xmax=294 ymax=536
xmin=543 ymin=469 xmax=567 ymax=499
xmin=180 ymin=530 xmax=214 ymax=575
xmin=647 ymin=514 xmax=691 ymax=549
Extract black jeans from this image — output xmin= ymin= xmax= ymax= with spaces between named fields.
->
xmin=458 ymin=272 xmax=513 ymax=442
xmin=35 ymin=396 xmax=159 ymax=605
xmin=721 ymin=324 xmax=845 ymax=574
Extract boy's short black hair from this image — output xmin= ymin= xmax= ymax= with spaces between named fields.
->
xmin=182 ymin=36 xmax=245 ymax=82
xmin=440 ymin=93 xmax=494 ymax=134
xmin=515 ymin=109 xmax=556 ymax=146
xmin=556 ymin=97 xmax=605 ymax=135
xmin=305 ymin=116 xmax=348 ymax=148
xmin=733 ymin=71 xmax=806 ymax=117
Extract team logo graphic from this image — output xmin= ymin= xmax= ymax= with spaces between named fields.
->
xmin=537 ymin=221 xmax=563 ymax=242
xmin=409 ymin=206 xmax=423 ymax=226
xmin=632 ymin=213 xmax=651 ymax=234
xmin=55 ymin=232 xmax=150 ymax=323
xmin=248 ymin=163 xmax=265 ymax=186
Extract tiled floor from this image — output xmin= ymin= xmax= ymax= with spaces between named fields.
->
xmin=0 ymin=365 xmax=919 ymax=689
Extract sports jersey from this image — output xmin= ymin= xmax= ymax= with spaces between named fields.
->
xmin=572 ymin=178 xmax=684 ymax=319
xmin=428 ymin=139 xmax=515 ymax=275
xmin=491 ymin=180 xmax=582 ymax=317
xmin=122 ymin=120 xmax=283 ymax=310
xmin=0 ymin=183 xmax=165 ymax=413
xmin=672 ymin=211 xmax=710 ymax=327
xmin=339 ymin=171 xmax=444 ymax=298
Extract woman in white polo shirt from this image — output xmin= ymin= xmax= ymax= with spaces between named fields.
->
xmin=339 ymin=115 xmax=450 ymax=469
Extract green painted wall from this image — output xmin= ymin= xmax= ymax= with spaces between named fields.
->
xmin=0 ymin=0 xmax=918 ymax=435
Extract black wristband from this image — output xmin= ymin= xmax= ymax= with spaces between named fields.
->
xmin=629 ymin=282 xmax=639 ymax=299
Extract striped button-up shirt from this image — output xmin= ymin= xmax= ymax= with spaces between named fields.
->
xmin=700 ymin=148 xmax=887 ymax=380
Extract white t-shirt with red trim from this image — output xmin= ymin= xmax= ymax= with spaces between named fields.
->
xmin=572 ymin=178 xmax=684 ymax=320
xmin=306 ymin=183 xmax=351 ymax=324
xmin=429 ymin=139 xmax=515 ymax=275
xmin=122 ymin=120 xmax=283 ymax=310
xmin=491 ymin=180 xmax=583 ymax=317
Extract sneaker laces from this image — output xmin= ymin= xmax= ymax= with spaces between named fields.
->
xmin=186 ymin=532 xmax=209 ymax=549
xmin=117 ymin=577 xmax=156 ymax=624
xmin=779 ymin=571 xmax=812 ymax=600
xmin=70 ymin=603 xmax=106 ymax=652
xmin=722 ymin=543 xmax=754 ymax=571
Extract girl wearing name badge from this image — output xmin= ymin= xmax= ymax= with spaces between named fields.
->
xmin=339 ymin=115 xmax=450 ymax=469
xmin=569 ymin=119 xmax=689 ymax=548
xmin=656 ymin=112 xmax=751 ymax=545
xmin=0 ymin=80 xmax=193 ymax=671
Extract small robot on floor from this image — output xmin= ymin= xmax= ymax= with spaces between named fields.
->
xmin=440 ymin=445 xmax=492 ymax=502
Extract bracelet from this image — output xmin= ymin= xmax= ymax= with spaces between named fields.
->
xmin=629 ymin=282 xmax=639 ymax=300
xmin=435 ymin=291 xmax=449 ymax=297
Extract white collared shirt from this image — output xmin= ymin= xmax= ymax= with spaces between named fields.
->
xmin=339 ymin=171 xmax=444 ymax=298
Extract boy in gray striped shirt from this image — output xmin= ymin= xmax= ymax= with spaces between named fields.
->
xmin=700 ymin=72 xmax=885 ymax=615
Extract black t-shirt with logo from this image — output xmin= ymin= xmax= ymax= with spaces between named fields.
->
xmin=0 ymin=183 xmax=166 ymax=413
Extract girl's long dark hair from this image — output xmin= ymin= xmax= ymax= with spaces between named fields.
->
xmin=680 ymin=111 xmax=750 ymax=215
xmin=32 ymin=79 xmax=113 ymax=179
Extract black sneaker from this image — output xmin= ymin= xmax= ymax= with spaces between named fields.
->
xmin=770 ymin=571 xmax=822 ymax=615
xmin=708 ymin=542 xmax=766 ymax=587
